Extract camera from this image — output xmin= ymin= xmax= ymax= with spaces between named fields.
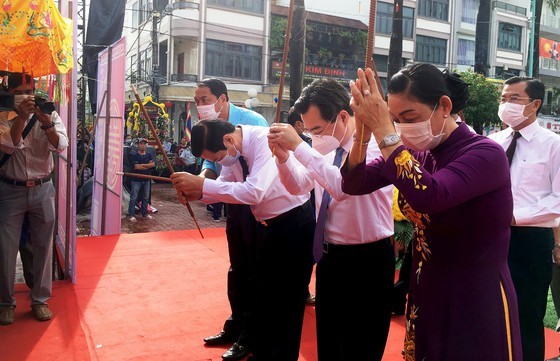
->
xmin=34 ymin=94 xmax=55 ymax=115
xmin=0 ymin=91 xmax=14 ymax=111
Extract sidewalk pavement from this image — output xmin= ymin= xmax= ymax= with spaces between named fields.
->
xmin=118 ymin=182 xmax=226 ymax=234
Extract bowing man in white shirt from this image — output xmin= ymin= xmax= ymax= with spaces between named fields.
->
xmin=489 ymin=76 xmax=560 ymax=361
xmin=170 ymin=119 xmax=314 ymax=361
xmin=267 ymin=78 xmax=395 ymax=361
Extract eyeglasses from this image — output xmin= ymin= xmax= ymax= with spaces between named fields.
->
xmin=499 ymin=96 xmax=533 ymax=104
xmin=305 ymin=113 xmax=339 ymax=137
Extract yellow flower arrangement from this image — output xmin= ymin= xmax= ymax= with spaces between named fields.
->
xmin=393 ymin=188 xmax=407 ymax=222
xmin=126 ymin=95 xmax=170 ymax=138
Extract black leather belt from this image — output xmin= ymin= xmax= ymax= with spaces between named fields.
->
xmin=260 ymin=200 xmax=310 ymax=227
xmin=1 ymin=176 xmax=52 ymax=187
xmin=322 ymin=237 xmax=391 ymax=254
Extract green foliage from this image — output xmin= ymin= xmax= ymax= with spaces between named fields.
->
xmin=393 ymin=220 xmax=414 ymax=248
xmin=459 ymin=70 xmax=502 ymax=134
xmin=394 ymin=220 xmax=414 ymax=270
xmin=548 ymin=0 xmax=560 ymax=14
xmin=270 ymin=16 xmax=287 ymax=51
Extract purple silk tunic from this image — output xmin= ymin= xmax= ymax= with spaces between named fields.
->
xmin=342 ymin=123 xmax=522 ymax=361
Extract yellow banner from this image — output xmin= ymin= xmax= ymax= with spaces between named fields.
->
xmin=0 ymin=0 xmax=73 ymax=76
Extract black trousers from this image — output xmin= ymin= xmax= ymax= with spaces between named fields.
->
xmin=222 ymin=204 xmax=259 ymax=346
xmin=508 ymin=226 xmax=554 ymax=361
xmin=316 ymin=238 xmax=395 ymax=361
xmin=251 ymin=201 xmax=315 ymax=361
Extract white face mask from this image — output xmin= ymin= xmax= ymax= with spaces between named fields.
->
xmin=498 ymin=102 xmax=533 ymax=128
xmin=394 ymin=105 xmax=445 ymax=152
xmin=13 ymin=94 xmax=28 ymax=110
xmin=197 ymin=100 xmax=223 ymax=120
xmin=311 ymin=115 xmax=348 ymax=155
xmin=217 ymin=143 xmax=240 ymax=167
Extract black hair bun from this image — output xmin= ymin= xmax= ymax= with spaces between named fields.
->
xmin=443 ymin=70 xmax=469 ymax=114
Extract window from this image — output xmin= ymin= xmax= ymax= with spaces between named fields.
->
xmin=493 ymin=1 xmax=527 ymax=16
xmin=418 ymin=0 xmax=449 ymax=21
xmin=497 ymin=23 xmax=522 ymax=51
xmin=495 ymin=66 xmax=520 ymax=79
xmin=376 ymin=2 xmax=415 ymax=38
xmin=461 ymin=0 xmax=477 ymax=24
xmin=130 ymin=54 xmax=137 ymax=81
xmin=541 ymin=57 xmax=560 ymax=71
xmin=457 ymin=39 xmax=475 ymax=65
xmin=132 ymin=1 xmax=138 ymax=28
xmin=207 ymin=0 xmax=264 ymax=14
xmin=205 ymin=39 xmax=262 ymax=80
xmin=416 ymin=35 xmax=447 ymax=64
xmin=138 ymin=49 xmax=152 ymax=82
xmin=138 ymin=0 xmax=151 ymax=24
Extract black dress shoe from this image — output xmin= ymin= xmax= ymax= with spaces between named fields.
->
xmin=204 ymin=331 xmax=235 ymax=346
xmin=222 ymin=343 xmax=250 ymax=361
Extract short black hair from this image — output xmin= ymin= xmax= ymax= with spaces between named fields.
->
xmin=504 ymin=76 xmax=545 ymax=114
xmin=197 ymin=78 xmax=229 ymax=102
xmin=191 ymin=119 xmax=235 ymax=157
xmin=4 ymin=72 xmax=34 ymax=91
xmin=294 ymin=78 xmax=353 ymax=122
xmin=388 ymin=63 xmax=469 ymax=114
xmin=287 ymin=106 xmax=302 ymax=127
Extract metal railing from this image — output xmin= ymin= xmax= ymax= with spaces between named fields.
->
xmin=492 ymin=1 xmax=527 ymax=16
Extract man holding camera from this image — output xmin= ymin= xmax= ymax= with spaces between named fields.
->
xmin=0 ymin=72 xmax=68 ymax=325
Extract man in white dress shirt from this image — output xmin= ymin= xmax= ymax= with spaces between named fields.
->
xmin=268 ymin=78 xmax=395 ymax=361
xmin=171 ymin=120 xmax=314 ymax=361
xmin=0 ymin=72 xmax=68 ymax=325
xmin=489 ymin=76 xmax=560 ymax=361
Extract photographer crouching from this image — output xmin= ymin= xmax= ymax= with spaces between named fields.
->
xmin=0 ymin=72 xmax=68 ymax=325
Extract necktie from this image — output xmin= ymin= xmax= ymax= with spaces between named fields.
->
xmin=239 ymin=156 xmax=249 ymax=180
xmin=313 ymin=147 xmax=345 ymax=263
xmin=505 ymin=131 xmax=522 ymax=166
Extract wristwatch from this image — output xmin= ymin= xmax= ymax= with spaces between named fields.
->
xmin=378 ymin=133 xmax=401 ymax=150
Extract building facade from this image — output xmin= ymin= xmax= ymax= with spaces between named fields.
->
xmin=122 ymin=0 xmax=560 ymax=139
xmin=123 ymin=0 xmax=276 ymax=140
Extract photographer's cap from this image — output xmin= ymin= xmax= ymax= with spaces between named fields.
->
xmin=138 ymin=138 xmax=148 ymax=144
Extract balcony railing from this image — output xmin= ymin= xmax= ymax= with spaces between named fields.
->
xmin=170 ymin=73 xmax=198 ymax=82
xmin=492 ymin=1 xmax=527 ymax=16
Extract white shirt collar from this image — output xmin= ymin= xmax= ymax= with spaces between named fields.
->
xmin=508 ymin=120 xmax=540 ymax=142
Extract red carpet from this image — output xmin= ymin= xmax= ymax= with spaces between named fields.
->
xmin=1 ymin=228 xmax=559 ymax=360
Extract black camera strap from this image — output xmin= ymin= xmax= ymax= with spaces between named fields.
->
xmin=0 ymin=114 xmax=38 ymax=169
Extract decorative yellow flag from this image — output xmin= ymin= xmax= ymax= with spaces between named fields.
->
xmin=0 ymin=0 xmax=73 ymax=76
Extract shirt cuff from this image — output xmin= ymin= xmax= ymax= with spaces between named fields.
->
xmin=276 ymin=154 xmax=292 ymax=171
xmin=293 ymin=142 xmax=316 ymax=168
xmin=202 ymin=178 xmax=219 ymax=198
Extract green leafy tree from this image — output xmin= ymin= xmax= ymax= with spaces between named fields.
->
xmin=459 ymin=71 xmax=502 ymax=134
xmin=270 ymin=16 xmax=287 ymax=52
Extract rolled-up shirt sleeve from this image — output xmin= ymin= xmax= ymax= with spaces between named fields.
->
xmin=48 ymin=112 xmax=68 ymax=153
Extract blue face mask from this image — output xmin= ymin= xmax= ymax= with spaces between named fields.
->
xmin=217 ymin=143 xmax=240 ymax=167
